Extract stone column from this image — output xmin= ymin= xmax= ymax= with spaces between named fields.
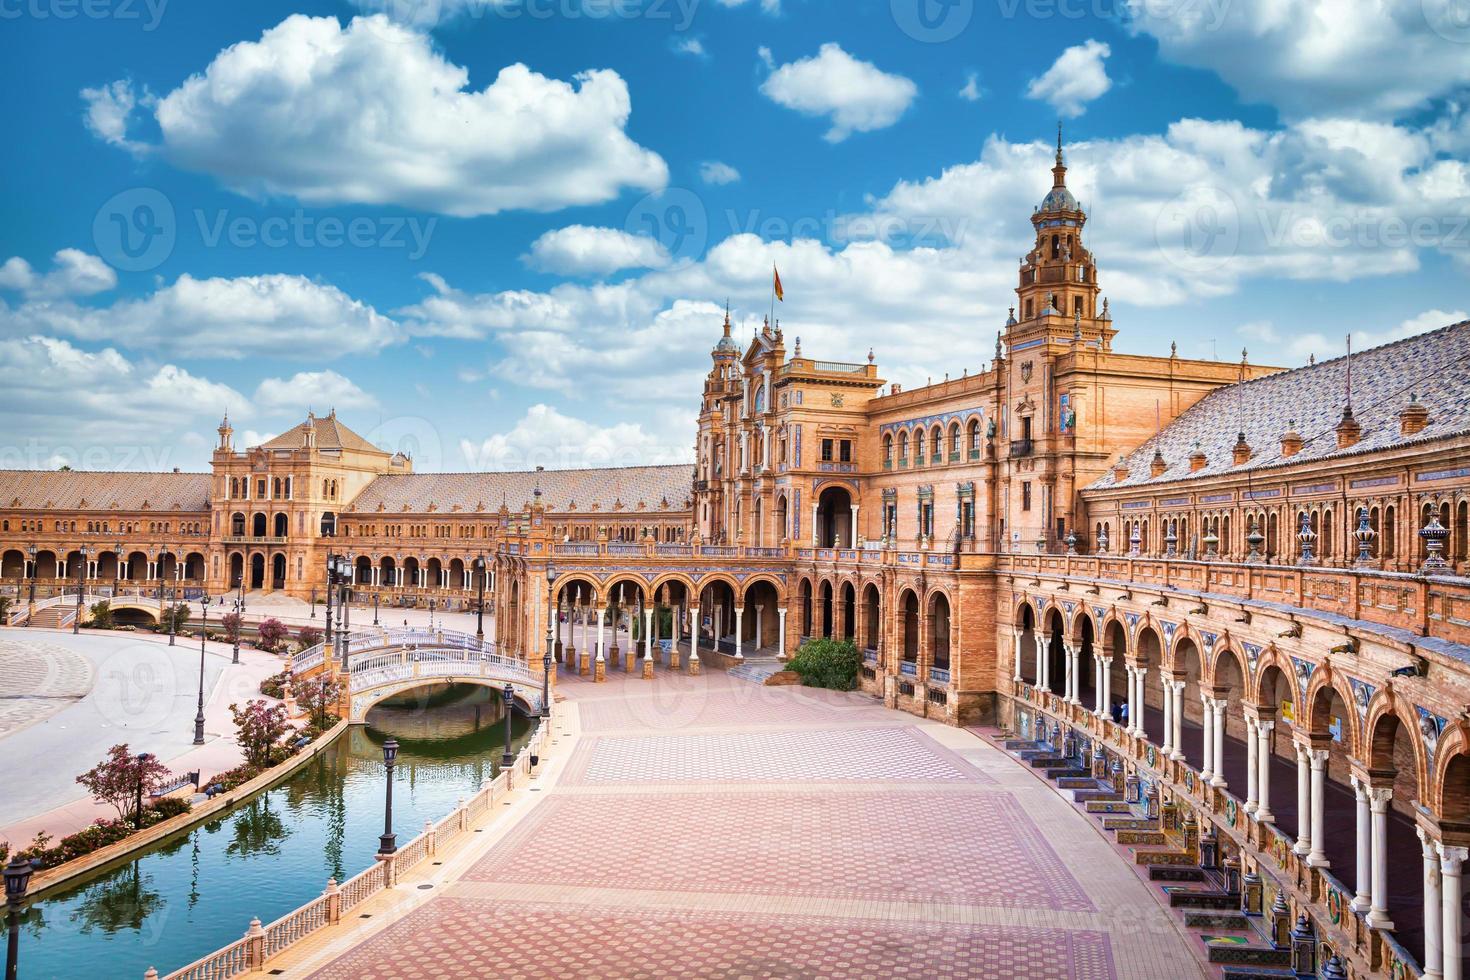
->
xmin=1352 ymin=779 xmax=1373 ymax=913
xmin=734 ymin=606 xmax=744 ymax=660
xmin=1100 ymin=658 xmax=1112 ymax=718
xmin=1438 ymin=843 xmax=1465 ymax=980
xmin=1293 ymin=744 xmax=1312 ymax=855
xmin=644 ymin=606 xmax=655 ymax=662
xmin=689 ymin=606 xmax=700 ymax=674
xmin=1200 ymin=694 xmax=1215 ymax=782
xmin=1160 ymin=674 xmax=1173 ymax=755
xmin=1255 ymin=721 xmax=1274 ymax=822
xmin=1170 ymin=681 xmax=1185 ymax=760
xmin=1035 ymin=636 xmax=1046 ymax=691
xmin=1244 ymin=715 xmax=1259 ymax=813
xmin=1092 ymin=655 xmax=1102 ymax=715
xmin=811 ymin=504 xmax=819 ymax=545
xmin=1013 ymin=630 xmax=1023 ymax=682
xmin=1124 ymin=666 xmax=1136 ymax=733
xmin=850 ymin=505 xmax=859 ymax=548
xmin=1367 ymin=786 xmax=1395 ymax=928
xmin=778 ymin=606 xmax=788 ymax=659
xmin=1420 ymin=827 xmax=1444 ymax=980
xmin=1307 ymin=748 xmax=1329 ymax=866
xmin=755 ymin=605 xmax=764 ymax=652
xmin=594 ymin=606 xmax=605 ymax=665
xmin=1211 ymin=699 xmax=1227 ymax=788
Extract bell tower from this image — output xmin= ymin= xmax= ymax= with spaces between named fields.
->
xmin=1010 ymin=126 xmax=1115 ymax=351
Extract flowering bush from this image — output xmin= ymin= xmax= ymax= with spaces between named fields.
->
xmin=76 ymin=744 xmax=173 ymax=825
xmin=229 ymin=699 xmax=291 ymax=767
xmin=298 ymin=675 xmax=343 ymax=729
xmin=256 ymin=617 xmax=289 ymax=653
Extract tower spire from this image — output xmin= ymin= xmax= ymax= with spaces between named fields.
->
xmin=1056 ymin=120 xmax=1064 ymax=165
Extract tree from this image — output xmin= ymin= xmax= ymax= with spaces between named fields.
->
xmin=159 ymin=603 xmax=190 ymax=634
xmin=220 ymin=611 xmax=243 ymax=645
xmin=87 ymin=600 xmax=114 ymax=629
xmin=76 ymin=744 xmax=172 ymax=826
xmin=256 ymin=617 xmax=288 ymax=654
xmin=296 ymin=625 xmax=323 ymax=651
xmin=298 ymin=675 xmax=342 ymax=729
xmin=0 ymin=595 xmax=10 ymax=623
xmin=784 ymin=637 xmax=862 ymax=691
xmin=230 ymin=699 xmax=291 ymax=767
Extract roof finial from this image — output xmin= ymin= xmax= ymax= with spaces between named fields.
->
xmin=1056 ymin=120 xmax=1064 ymax=165
xmin=1345 ymin=332 xmax=1353 ymax=409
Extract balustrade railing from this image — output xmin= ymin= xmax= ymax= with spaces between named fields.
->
xmin=159 ymin=715 xmax=551 ymax=979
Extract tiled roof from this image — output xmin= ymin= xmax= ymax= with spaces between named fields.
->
xmin=257 ymin=412 xmax=383 ymax=454
xmin=0 ymin=471 xmax=211 ymax=511
xmin=1088 ymin=319 xmax=1470 ymax=491
xmin=347 ymin=464 xmax=695 ymax=515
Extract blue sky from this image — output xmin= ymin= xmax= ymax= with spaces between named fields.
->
xmin=1 ymin=0 xmax=1468 ymax=472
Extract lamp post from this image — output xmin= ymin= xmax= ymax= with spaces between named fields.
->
xmin=194 ymin=595 xmax=211 ymax=745
xmin=500 ymin=684 xmax=515 ymax=767
xmin=166 ymin=565 xmax=178 ymax=647
xmin=133 ymin=751 xmax=154 ymax=828
xmin=323 ymin=552 xmax=336 ymax=650
xmin=73 ymin=544 xmax=88 ymax=635
xmin=4 ymin=854 xmax=37 ymax=980
xmin=428 ymin=597 xmax=436 ymax=632
xmin=474 ymin=556 xmax=486 ymax=643
xmin=543 ymin=563 xmax=556 ymax=718
xmin=231 ymin=593 xmax=244 ymax=664
xmin=373 ymin=592 xmax=379 ymax=626
xmin=24 ymin=545 xmax=35 ymax=627
xmin=378 ymin=738 xmax=398 ymax=856
xmin=113 ymin=541 xmax=123 ymax=596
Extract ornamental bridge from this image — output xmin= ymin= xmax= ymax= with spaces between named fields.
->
xmin=293 ymin=627 xmax=546 ymax=723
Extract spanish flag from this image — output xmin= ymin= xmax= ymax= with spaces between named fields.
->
xmin=773 ymin=264 xmax=784 ymax=302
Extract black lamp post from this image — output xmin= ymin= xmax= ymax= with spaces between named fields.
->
xmin=133 ymin=751 xmax=154 ymax=828
xmin=378 ymin=738 xmax=398 ymax=855
xmin=372 ymin=591 xmax=379 ymax=626
xmin=4 ymin=854 xmax=37 ymax=980
xmin=24 ymin=545 xmax=35 ymax=627
xmin=73 ymin=544 xmax=88 ymax=635
xmin=324 ymin=552 xmax=336 ymax=649
xmin=113 ymin=541 xmax=123 ymax=595
xmin=167 ymin=567 xmax=178 ymax=647
xmin=194 ymin=595 xmax=211 ymax=745
xmin=310 ymin=588 xmax=317 ymax=618
xmin=231 ymin=593 xmax=244 ymax=665
xmin=428 ymin=597 xmax=436 ymax=631
xmin=474 ymin=556 xmax=486 ymax=643
xmin=500 ymin=684 xmax=515 ymax=767
xmin=543 ymin=563 xmax=556 ymax=718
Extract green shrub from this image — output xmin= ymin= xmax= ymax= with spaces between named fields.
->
xmin=151 ymin=796 xmax=192 ymax=819
xmin=87 ymin=600 xmax=114 ymax=629
xmin=259 ymin=671 xmax=288 ymax=699
xmin=784 ymin=637 xmax=862 ymax=691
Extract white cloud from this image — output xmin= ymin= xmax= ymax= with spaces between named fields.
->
xmin=958 ymin=72 xmax=982 ymax=103
xmin=0 ymin=250 xmax=116 ymax=299
xmin=1126 ymin=0 xmax=1470 ymax=121
xmin=1025 ymin=40 xmax=1111 ymax=118
xmin=716 ymin=0 xmax=781 ymax=13
xmin=700 ymin=160 xmax=741 ymax=185
xmin=458 ymin=403 xmax=692 ymax=471
xmin=1274 ymin=307 xmax=1470 ymax=363
xmin=759 ymin=43 xmax=918 ymax=142
xmin=673 ymin=36 xmax=707 ymax=58
xmin=80 ymin=79 xmax=146 ymax=150
xmin=524 ymin=226 xmax=671 ymax=276
xmin=0 ymin=336 xmax=245 ymax=470
xmin=254 ymin=370 xmax=378 ymax=414
xmin=87 ymin=15 xmax=667 ymax=217
xmin=1 ymin=271 xmax=401 ymax=359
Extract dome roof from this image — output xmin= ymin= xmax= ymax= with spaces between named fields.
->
xmin=1039 ymin=185 xmax=1080 ymax=213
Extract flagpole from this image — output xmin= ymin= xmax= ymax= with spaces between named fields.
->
xmin=770 ymin=263 xmax=776 ymax=332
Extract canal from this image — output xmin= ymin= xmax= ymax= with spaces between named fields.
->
xmin=13 ymin=684 xmax=537 ymax=979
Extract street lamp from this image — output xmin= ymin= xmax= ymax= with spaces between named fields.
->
xmin=194 ymin=594 xmax=211 ymax=745
xmin=133 ymin=751 xmax=154 ymax=828
xmin=378 ymin=738 xmax=398 ymax=856
xmin=24 ymin=545 xmax=35 ymax=627
xmin=373 ymin=591 xmax=379 ymax=627
xmin=428 ymin=597 xmax=436 ymax=632
xmin=474 ymin=556 xmax=486 ymax=643
xmin=113 ymin=541 xmax=123 ymax=596
xmin=73 ymin=544 xmax=88 ymax=635
xmin=500 ymin=684 xmax=515 ymax=767
xmin=231 ymin=593 xmax=244 ymax=665
xmin=324 ymin=552 xmax=336 ymax=650
xmin=543 ymin=563 xmax=556 ymax=718
xmin=4 ymin=854 xmax=37 ymax=980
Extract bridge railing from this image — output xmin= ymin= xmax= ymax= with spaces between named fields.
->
xmin=293 ymin=628 xmax=503 ymax=677
xmin=156 ymin=710 xmax=553 ymax=980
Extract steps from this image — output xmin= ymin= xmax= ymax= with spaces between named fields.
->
xmin=727 ymin=658 xmax=785 ymax=684
xmin=987 ymin=728 xmax=1294 ymax=975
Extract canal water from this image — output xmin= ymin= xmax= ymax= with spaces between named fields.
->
xmin=14 ymin=685 xmax=537 ymax=979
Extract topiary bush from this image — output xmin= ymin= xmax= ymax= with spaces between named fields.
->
xmin=784 ymin=637 xmax=862 ymax=691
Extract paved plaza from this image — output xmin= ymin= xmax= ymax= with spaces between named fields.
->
xmin=281 ymin=666 xmax=1207 ymax=979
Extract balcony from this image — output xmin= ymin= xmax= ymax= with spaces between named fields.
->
xmin=1009 ymin=438 xmax=1034 ymax=458
xmin=222 ymin=536 xmax=287 ymax=546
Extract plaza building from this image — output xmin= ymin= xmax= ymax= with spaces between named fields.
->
xmin=2 ymin=139 xmax=1469 ymax=979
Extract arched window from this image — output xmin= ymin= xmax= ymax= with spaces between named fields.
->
xmin=899 ymin=432 xmax=909 ymax=464
xmin=883 ymin=434 xmax=893 ymax=465
xmin=231 ymin=512 xmax=245 ymax=536
xmin=930 ymin=425 xmax=942 ymax=462
xmin=915 ymin=429 xmax=926 ymax=465
xmin=968 ymin=419 xmax=980 ymax=457
xmin=949 ymin=423 xmax=961 ymax=458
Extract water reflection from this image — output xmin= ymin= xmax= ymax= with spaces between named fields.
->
xmin=18 ymin=684 xmax=535 ymax=979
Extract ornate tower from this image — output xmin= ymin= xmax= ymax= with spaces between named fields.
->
xmin=1010 ymin=126 xmax=1115 ymax=350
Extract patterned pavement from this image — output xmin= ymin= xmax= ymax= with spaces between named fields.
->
xmin=0 ymin=636 xmax=94 ymax=737
xmin=304 ymin=668 xmax=1206 ymax=979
